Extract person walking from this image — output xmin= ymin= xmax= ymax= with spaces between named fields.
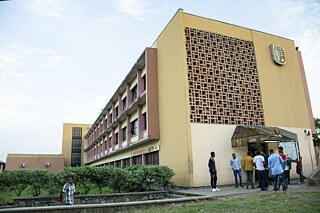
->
xmin=253 ymin=150 xmax=268 ymax=191
xmin=268 ymin=149 xmax=286 ymax=192
xmin=208 ymin=151 xmax=220 ymax=192
xmin=230 ymin=153 xmax=243 ymax=188
xmin=62 ymin=176 xmax=76 ymax=205
xmin=243 ymin=151 xmax=255 ymax=189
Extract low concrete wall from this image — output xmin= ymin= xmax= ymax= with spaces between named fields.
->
xmin=0 ymin=195 xmax=205 ymax=213
xmin=308 ymin=166 xmax=320 ymax=186
xmin=13 ymin=191 xmax=166 ymax=207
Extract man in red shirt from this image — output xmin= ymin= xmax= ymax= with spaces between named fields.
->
xmin=278 ymin=146 xmax=288 ymax=190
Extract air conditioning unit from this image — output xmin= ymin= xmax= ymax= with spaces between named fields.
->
xmin=44 ymin=162 xmax=50 ymax=167
xmin=19 ymin=163 xmax=26 ymax=168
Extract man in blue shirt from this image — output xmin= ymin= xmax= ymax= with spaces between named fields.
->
xmin=230 ymin=153 xmax=243 ymax=188
xmin=268 ymin=149 xmax=286 ymax=192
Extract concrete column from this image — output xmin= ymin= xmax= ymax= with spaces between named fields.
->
xmin=127 ymin=83 xmax=131 ymax=107
xmin=126 ymin=115 xmax=131 ymax=145
xmin=137 ymin=69 xmax=143 ymax=97
xmin=138 ymin=106 xmax=143 ymax=140
xmin=111 ymin=129 xmax=115 ymax=152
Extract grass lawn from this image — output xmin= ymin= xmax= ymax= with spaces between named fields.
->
xmin=130 ymin=191 xmax=320 ymax=213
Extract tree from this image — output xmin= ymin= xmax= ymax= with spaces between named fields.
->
xmin=27 ymin=170 xmax=49 ymax=196
xmin=2 ymin=170 xmax=30 ymax=197
xmin=313 ymin=117 xmax=320 ymax=147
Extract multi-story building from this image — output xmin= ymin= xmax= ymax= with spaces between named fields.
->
xmin=5 ymin=154 xmax=64 ymax=173
xmin=84 ymin=9 xmax=316 ymax=187
xmin=62 ymin=123 xmax=91 ymax=167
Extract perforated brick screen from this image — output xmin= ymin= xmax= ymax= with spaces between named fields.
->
xmin=185 ymin=27 xmax=264 ymax=125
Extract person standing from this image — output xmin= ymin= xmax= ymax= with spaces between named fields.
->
xmin=253 ymin=150 xmax=268 ymax=191
xmin=230 ymin=153 xmax=243 ymax=188
xmin=62 ymin=176 xmax=76 ymax=205
xmin=278 ymin=146 xmax=288 ymax=190
xmin=293 ymin=155 xmax=306 ymax=183
xmin=208 ymin=151 xmax=220 ymax=192
xmin=268 ymin=149 xmax=286 ymax=192
xmin=285 ymin=157 xmax=292 ymax=184
xmin=243 ymin=151 xmax=255 ymax=189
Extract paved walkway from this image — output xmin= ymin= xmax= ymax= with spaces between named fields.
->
xmin=173 ymin=179 xmax=318 ymax=198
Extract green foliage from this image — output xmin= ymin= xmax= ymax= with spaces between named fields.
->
xmin=313 ymin=117 xmax=320 ymax=146
xmin=27 ymin=170 xmax=49 ymax=196
xmin=152 ymin=165 xmax=175 ymax=190
xmin=126 ymin=165 xmax=175 ymax=191
xmin=108 ymin=167 xmax=131 ymax=193
xmin=60 ymin=166 xmax=94 ymax=194
xmin=90 ymin=167 xmax=113 ymax=194
xmin=1 ymin=170 xmax=31 ymax=197
xmin=0 ymin=165 xmax=175 ymax=204
xmin=47 ymin=172 xmax=64 ymax=196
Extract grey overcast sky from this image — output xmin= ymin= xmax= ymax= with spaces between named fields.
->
xmin=0 ymin=0 xmax=319 ymax=161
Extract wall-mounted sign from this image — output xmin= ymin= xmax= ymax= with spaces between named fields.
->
xmin=131 ymin=145 xmax=159 ymax=157
xmin=270 ymin=44 xmax=286 ymax=65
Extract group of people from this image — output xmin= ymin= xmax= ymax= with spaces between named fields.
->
xmin=208 ymin=147 xmax=305 ymax=192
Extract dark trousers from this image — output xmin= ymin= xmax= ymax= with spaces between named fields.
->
xmin=284 ymin=170 xmax=291 ymax=184
xmin=233 ymin=169 xmax=242 ymax=186
xmin=297 ymin=169 xmax=305 ymax=182
xmin=257 ymin=170 xmax=268 ymax=190
xmin=210 ymin=170 xmax=217 ymax=188
xmin=245 ymin=171 xmax=255 ymax=189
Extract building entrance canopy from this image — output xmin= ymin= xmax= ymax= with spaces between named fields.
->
xmin=231 ymin=125 xmax=298 ymax=147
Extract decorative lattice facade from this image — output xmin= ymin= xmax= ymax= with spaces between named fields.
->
xmin=185 ymin=27 xmax=264 ymax=125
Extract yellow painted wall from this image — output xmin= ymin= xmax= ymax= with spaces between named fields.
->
xmin=190 ymin=124 xmax=315 ymax=186
xmin=154 ymin=9 xmax=314 ymax=187
xmin=183 ymin=12 xmax=252 ymax=42
xmin=252 ymin=31 xmax=311 ymax=128
xmin=183 ymin=11 xmax=312 ymax=130
xmin=191 ymin=124 xmax=248 ymax=186
xmin=155 ymin=9 xmax=194 ymax=186
xmin=62 ymin=123 xmax=91 ymax=167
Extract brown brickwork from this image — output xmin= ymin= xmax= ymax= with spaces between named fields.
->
xmin=185 ymin=27 xmax=264 ymax=125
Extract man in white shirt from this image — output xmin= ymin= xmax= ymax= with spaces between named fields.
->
xmin=253 ymin=150 xmax=268 ymax=191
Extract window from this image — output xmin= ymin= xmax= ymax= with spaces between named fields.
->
xmin=109 ymin=113 xmax=113 ymax=124
xmin=108 ymin=139 xmax=112 ymax=148
xmin=131 ymin=85 xmax=137 ymax=102
xmin=142 ymin=113 xmax=147 ymax=131
xmin=115 ymin=132 xmax=119 ymax=145
xmin=145 ymin=151 xmax=159 ymax=165
xmin=132 ymin=155 xmax=142 ymax=165
xmin=122 ymin=126 xmax=127 ymax=141
xmin=115 ymin=106 xmax=118 ymax=118
xmin=122 ymin=158 xmax=130 ymax=167
xmin=71 ymin=127 xmax=82 ymax=167
xmin=130 ymin=119 xmax=138 ymax=136
xmin=122 ymin=97 xmax=127 ymax=111
xmin=142 ymin=75 xmax=146 ymax=91
xmin=115 ymin=160 xmax=121 ymax=167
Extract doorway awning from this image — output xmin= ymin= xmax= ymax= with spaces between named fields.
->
xmin=231 ymin=125 xmax=298 ymax=147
